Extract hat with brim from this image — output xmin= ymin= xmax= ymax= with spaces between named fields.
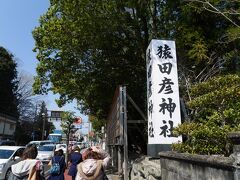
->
xmin=55 ymin=147 xmax=63 ymax=152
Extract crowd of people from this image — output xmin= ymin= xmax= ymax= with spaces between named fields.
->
xmin=8 ymin=144 xmax=110 ymax=180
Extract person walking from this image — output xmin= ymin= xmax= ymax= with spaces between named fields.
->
xmin=48 ymin=148 xmax=66 ymax=180
xmin=8 ymin=144 xmax=44 ymax=180
xmin=68 ymin=146 xmax=82 ymax=180
xmin=76 ymin=146 xmax=110 ymax=180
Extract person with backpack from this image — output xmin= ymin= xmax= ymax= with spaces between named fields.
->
xmin=48 ymin=148 xmax=66 ymax=180
xmin=76 ymin=146 xmax=110 ymax=180
xmin=68 ymin=145 xmax=82 ymax=180
xmin=8 ymin=144 xmax=44 ymax=180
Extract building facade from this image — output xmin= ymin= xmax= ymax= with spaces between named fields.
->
xmin=0 ymin=113 xmax=16 ymax=139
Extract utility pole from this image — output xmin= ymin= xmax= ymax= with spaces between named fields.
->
xmin=41 ymin=113 xmax=46 ymax=140
xmin=32 ymin=104 xmax=38 ymax=140
xmin=2 ymin=114 xmax=6 ymax=139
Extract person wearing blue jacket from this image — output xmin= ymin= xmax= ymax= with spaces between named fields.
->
xmin=68 ymin=146 xmax=82 ymax=180
xmin=48 ymin=148 xmax=66 ymax=180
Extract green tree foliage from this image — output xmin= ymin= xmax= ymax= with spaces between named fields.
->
xmin=172 ymin=0 xmax=240 ymax=155
xmin=0 ymin=47 xmax=18 ymax=117
xmin=32 ymin=0 xmax=159 ymax=120
xmin=61 ymin=111 xmax=75 ymax=161
xmin=89 ymin=115 xmax=105 ymax=132
xmin=61 ymin=111 xmax=75 ymax=138
xmin=177 ymin=0 xmax=240 ymax=98
xmin=33 ymin=0 xmax=240 ymax=154
xmin=173 ymin=74 xmax=240 ymax=155
xmin=32 ymin=0 xmax=240 ymax=116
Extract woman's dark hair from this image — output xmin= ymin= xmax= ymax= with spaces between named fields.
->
xmin=22 ymin=144 xmax=38 ymax=160
xmin=73 ymin=145 xmax=80 ymax=152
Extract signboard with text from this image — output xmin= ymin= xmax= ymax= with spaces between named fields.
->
xmin=50 ymin=111 xmax=63 ymax=122
xmin=147 ymin=39 xmax=182 ymax=144
xmin=73 ymin=124 xmax=82 ymax=129
xmin=73 ymin=117 xmax=83 ymax=129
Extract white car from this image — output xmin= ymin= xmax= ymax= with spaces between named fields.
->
xmin=76 ymin=142 xmax=90 ymax=149
xmin=36 ymin=144 xmax=55 ymax=163
xmin=27 ymin=140 xmax=54 ymax=148
xmin=55 ymin=144 xmax=67 ymax=154
xmin=0 ymin=146 xmax=25 ymax=179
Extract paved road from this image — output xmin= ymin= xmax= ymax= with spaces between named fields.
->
xmin=64 ymin=168 xmax=118 ymax=180
xmin=64 ymin=169 xmax=71 ymax=180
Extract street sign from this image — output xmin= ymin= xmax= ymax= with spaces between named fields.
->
xmin=50 ymin=111 xmax=63 ymax=118
xmin=73 ymin=124 xmax=82 ymax=129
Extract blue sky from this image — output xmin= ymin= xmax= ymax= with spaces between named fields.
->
xmin=0 ymin=1 xmax=88 ymax=124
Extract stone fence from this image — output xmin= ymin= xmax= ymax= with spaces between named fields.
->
xmin=129 ymin=153 xmax=240 ymax=180
xmin=159 ymin=151 xmax=239 ymax=180
xmin=129 ymin=156 xmax=161 ymax=180
xmin=128 ymin=132 xmax=240 ymax=180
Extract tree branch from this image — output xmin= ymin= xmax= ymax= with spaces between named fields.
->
xmin=185 ymin=0 xmax=240 ymax=28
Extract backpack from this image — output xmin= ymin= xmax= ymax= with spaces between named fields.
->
xmin=50 ymin=156 xmax=62 ymax=175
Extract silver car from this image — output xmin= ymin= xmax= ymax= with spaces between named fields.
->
xmin=26 ymin=140 xmax=54 ymax=148
xmin=36 ymin=144 xmax=55 ymax=163
xmin=0 ymin=146 xmax=25 ymax=179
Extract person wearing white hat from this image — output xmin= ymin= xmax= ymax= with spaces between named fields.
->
xmin=48 ymin=148 xmax=66 ymax=180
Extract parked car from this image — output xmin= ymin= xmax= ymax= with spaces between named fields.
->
xmin=76 ymin=142 xmax=89 ymax=149
xmin=26 ymin=141 xmax=41 ymax=147
xmin=26 ymin=140 xmax=54 ymax=148
xmin=0 ymin=140 xmax=16 ymax=146
xmin=36 ymin=144 xmax=56 ymax=163
xmin=0 ymin=146 xmax=25 ymax=179
xmin=55 ymin=144 xmax=67 ymax=154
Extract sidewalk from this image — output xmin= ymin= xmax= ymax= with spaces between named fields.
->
xmin=64 ymin=169 xmax=71 ymax=180
xmin=63 ymin=168 xmax=121 ymax=180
